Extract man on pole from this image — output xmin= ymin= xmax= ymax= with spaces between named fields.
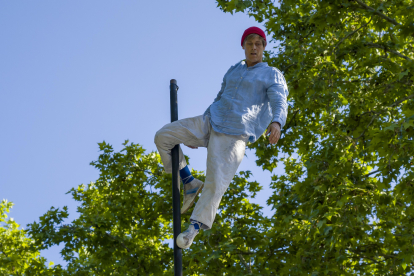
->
xmin=154 ymin=26 xmax=289 ymax=249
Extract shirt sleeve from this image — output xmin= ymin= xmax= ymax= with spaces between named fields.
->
xmin=266 ymin=68 xmax=289 ymax=129
xmin=203 ymin=65 xmax=234 ymax=118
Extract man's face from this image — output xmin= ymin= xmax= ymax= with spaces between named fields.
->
xmin=242 ymin=36 xmax=265 ymax=67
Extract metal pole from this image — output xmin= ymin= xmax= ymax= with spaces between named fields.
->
xmin=170 ymin=79 xmax=182 ymax=276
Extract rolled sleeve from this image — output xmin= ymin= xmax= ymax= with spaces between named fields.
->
xmin=266 ymin=70 xmax=289 ymax=129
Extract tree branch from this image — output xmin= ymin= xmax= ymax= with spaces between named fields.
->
xmin=379 ymin=56 xmax=403 ymax=70
xmin=361 ymin=169 xmax=380 ymax=178
xmin=334 ymin=17 xmax=372 ymax=52
xmin=104 ymin=232 xmax=133 ymax=254
xmin=389 ymin=93 xmax=414 ymax=107
xmin=365 ymin=42 xmax=412 ymax=61
xmin=356 ymin=114 xmax=377 ymax=139
xmin=282 ymin=63 xmax=296 ymax=74
xmin=354 ymin=0 xmax=400 ymax=26
xmin=284 ymin=109 xmax=300 ymax=130
xmin=354 ymin=93 xmax=414 ymax=139
xmin=238 ymin=253 xmax=253 ymax=274
xmin=0 ymin=245 xmax=8 ymax=258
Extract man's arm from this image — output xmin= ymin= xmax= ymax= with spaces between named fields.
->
xmin=266 ymin=70 xmax=289 ymax=144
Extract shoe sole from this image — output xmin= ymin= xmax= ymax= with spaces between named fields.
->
xmin=181 ymin=183 xmax=204 ymax=214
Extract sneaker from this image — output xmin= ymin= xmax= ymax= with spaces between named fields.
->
xmin=176 ymin=220 xmax=202 ymax=249
xmin=181 ymin=178 xmax=204 ymax=214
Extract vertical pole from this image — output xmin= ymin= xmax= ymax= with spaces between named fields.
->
xmin=170 ymin=79 xmax=183 ymax=276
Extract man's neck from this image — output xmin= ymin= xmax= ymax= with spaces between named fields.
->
xmin=246 ymin=60 xmax=262 ymax=67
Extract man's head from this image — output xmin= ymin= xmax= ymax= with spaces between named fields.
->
xmin=241 ymin=27 xmax=266 ymax=67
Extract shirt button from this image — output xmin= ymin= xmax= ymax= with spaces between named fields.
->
xmin=235 ymin=87 xmax=237 ymax=89
xmin=240 ymin=77 xmax=243 ymax=79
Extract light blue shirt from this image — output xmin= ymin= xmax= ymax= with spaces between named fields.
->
xmin=204 ymin=60 xmax=289 ymax=143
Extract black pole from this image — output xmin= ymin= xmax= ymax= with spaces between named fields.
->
xmin=170 ymin=79 xmax=182 ymax=276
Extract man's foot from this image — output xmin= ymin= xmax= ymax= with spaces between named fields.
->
xmin=181 ymin=178 xmax=204 ymax=214
xmin=176 ymin=220 xmax=203 ymax=249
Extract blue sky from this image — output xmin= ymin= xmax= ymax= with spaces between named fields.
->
xmin=0 ymin=1 xmax=284 ymax=266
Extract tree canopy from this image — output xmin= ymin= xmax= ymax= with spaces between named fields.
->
xmin=0 ymin=200 xmax=57 ymax=275
xmin=217 ymin=0 xmax=414 ymax=274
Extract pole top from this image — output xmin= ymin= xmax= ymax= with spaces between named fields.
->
xmin=170 ymin=79 xmax=177 ymax=84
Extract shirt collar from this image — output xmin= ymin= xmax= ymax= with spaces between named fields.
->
xmin=241 ymin=60 xmax=268 ymax=69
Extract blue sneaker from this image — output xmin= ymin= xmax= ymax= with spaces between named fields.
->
xmin=176 ymin=220 xmax=202 ymax=249
xmin=181 ymin=178 xmax=204 ymax=214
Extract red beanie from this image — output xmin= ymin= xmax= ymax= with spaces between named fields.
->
xmin=241 ymin=27 xmax=267 ymax=47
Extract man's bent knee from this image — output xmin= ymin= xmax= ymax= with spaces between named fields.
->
xmin=154 ymin=129 xmax=164 ymax=146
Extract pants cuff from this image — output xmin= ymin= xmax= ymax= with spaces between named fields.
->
xmin=163 ymin=159 xmax=187 ymax=174
xmin=190 ymin=215 xmax=211 ymax=230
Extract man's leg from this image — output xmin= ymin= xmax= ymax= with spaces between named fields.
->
xmin=154 ymin=115 xmax=210 ymax=174
xmin=176 ymin=128 xmax=248 ymax=249
xmin=154 ymin=115 xmax=211 ymax=213
xmin=191 ymin=128 xmax=248 ymax=229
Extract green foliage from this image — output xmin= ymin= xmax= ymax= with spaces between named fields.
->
xmin=27 ymin=142 xmax=271 ymax=275
xmin=216 ymin=0 xmax=414 ymax=274
xmin=28 ymin=142 xmax=173 ymax=275
xmin=0 ymin=200 xmax=57 ymax=275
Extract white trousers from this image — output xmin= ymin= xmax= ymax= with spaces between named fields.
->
xmin=154 ymin=115 xmax=248 ymax=229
